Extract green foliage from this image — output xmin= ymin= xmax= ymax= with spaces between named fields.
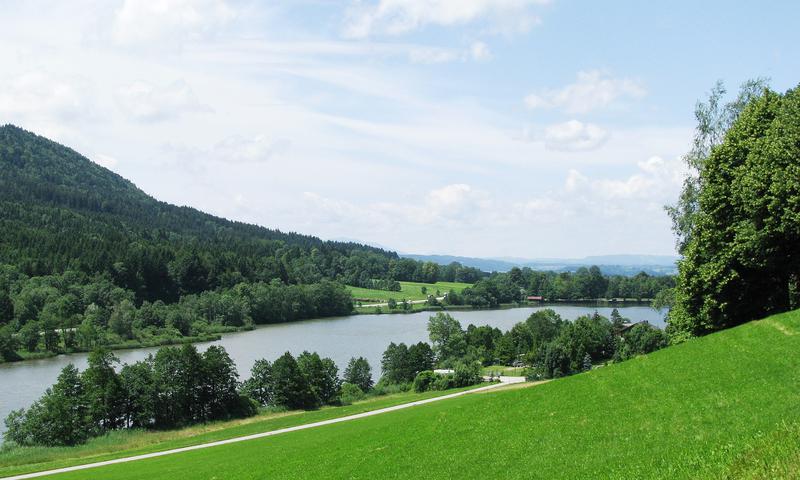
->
xmin=0 ymin=324 xmax=20 ymax=361
xmin=412 ymin=371 xmax=437 ymax=392
xmin=459 ymin=267 xmax=673 ymax=307
xmin=4 ymin=344 xmax=256 ymax=447
xmin=241 ymin=359 xmax=273 ymax=406
xmin=343 ymin=356 xmax=373 ymax=393
xmin=338 ymin=383 xmax=366 ymax=405
xmin=452 ymin=361 xmax=482 ymax=387
xmin=297 ymin=351 xmax=341 ymax=406
xmin=270 ymin=352 xmax=317 ymax=410
xmin=427 ymin=312 xmax=467 ymax=365
xmin=380 ymin=341 xmax=436 ymax=385
xmin=5 ymin=364 xmax=89 ymax=447
xmin=614 ymin=322 xmax=668 ymax=361
xmin=669 ymin=83 xmax=800 ymax=339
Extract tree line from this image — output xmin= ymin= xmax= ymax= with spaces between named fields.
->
xmin=4 ymin=345 xmax=366 ymax=447
xmin=417 ymin=310 xmax=667 ymax=380
xmin=443 ymin=266 xmax=674 ymax=309
xmin=0 ymin=265 xmax=353 ymax=361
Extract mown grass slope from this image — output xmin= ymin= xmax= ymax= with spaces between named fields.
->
xmin=0 ymin=386 xmax=487 ymax=478
xmin=347 ymin=281 xmax=472 ymax=302
xmin=36 ymin=310 xmax=800 ymax=479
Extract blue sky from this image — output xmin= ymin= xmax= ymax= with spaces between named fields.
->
xmin=1 ymin=0 xmax=798 ymax=258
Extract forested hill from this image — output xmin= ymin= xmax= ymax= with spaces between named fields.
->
xmin=0 ymin=124 xmax=399 ymax=302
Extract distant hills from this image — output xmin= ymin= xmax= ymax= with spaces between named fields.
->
xmin=0 ymin=125 xmax=402 ymax=303
xmin=402 ymin=253 xmax=679 ymax=276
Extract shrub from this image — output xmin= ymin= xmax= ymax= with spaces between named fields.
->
xmin=412 ymin=370 xmax=437 ymax=392
xmin=432 ymin=374 xmax=455 ymax=391
xmin=339 ymin=383 xmax=366 ymax=405
xmin=372 ymin=380 xmax=411 ymax=396
xmin=453 ymin=361 xmax=482 ymax=387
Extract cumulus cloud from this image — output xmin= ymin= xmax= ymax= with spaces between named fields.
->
xmin=112 ymin=0 xmax=236 ymax=46
xmin=518 ymin=120 xmax=608 ymax=152
xmin=543 ymin=120 xmax=608 ymax=151
xmin=423 ymin=184 xmax=492 ymax=224
xmin=563 ymin=156 xmax=686 ymax=216
xmin=343 ymin=0 xmax=549 ymax=38
xmin=524 ymin=70 xmax=646 ymax=114
xmin=115 ymin=80 xmax=210 ymax=122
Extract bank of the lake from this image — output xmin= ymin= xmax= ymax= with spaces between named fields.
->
xmin=0 ymin=304 xmax=665 ymax=441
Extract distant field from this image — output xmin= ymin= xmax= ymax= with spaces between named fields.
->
xmin=45 ymin=309 xmax=800 ymax=479
xmin=347 ymin=281 xmax=472 ymax=303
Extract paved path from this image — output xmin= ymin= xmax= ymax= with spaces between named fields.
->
xmin=4 ymin=377 xmax=526 ymax=480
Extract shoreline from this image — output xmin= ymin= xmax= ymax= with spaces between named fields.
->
xmin=1 ymin=301 xmax=657 ymax=366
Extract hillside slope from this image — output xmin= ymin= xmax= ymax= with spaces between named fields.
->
xmin=41 ymin=309 xmax=800 ymax=479
xmin=0 ymin=125 xmax=395 ymax=301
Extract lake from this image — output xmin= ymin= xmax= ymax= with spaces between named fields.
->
xmin=0 ymin=304 xmax=665 ymax=440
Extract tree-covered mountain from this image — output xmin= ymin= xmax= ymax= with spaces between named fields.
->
xmin=0 ymin=125 xmax=404 ymax=301
xmin=0 ymin=125 xmax=483 ymax=361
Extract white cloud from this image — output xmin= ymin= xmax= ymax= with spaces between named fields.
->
xmin=0 ymin=71 xmax=94 ymax=122
xmin=423 ymin=184 xmax=492 ymax=224
xmin=408 ymin=46 xmax=459 ymax=64
xmin=564 ymin=156 xmax=686 ymax=205
xmin=469 ymin=41 xmax=492 ymax=61
xmin=543 ymin=120 xmax=608 ymax=151
xmin=112 ymin=0 xmax=236 ymax=46
xmin=518 ymin=120 xmax=609 ymax=152
xmin=115 ymin=80 xmax=210 ymax=122
xmin=211 ymin=135 xmax=291 ymax=163
xmin=408 ymin=41 xmax=492 ymax=64
xmin=343 ymin=0 xmax=549 ymax=38
xmin=524 ymin=70 xmax=646 ymax=114
xmin=164 ymin=134 xmax=290 ymax=166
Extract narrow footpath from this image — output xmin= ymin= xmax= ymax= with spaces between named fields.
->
xmin=5 ymin=376 xmax=526 ymax=480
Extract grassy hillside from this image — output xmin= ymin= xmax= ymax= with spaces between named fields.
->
xmin=39 ymin=309 xmax=800 ymax=479
xmin=0 ymin=385 xmax=489 ymax=478
xmin=348 ymin=281 xmax=472 ymax=303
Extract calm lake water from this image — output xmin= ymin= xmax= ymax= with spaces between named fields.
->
xmin=0 ymin=305 xmax=665 ymax=440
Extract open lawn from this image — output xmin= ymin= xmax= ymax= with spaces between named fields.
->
xmin=37 ymin=309 xmax=800 ymax=479
xmin=481 ymin=364 xmax=526 ymax=377
xmin=347 ymin=281 xmax=472 ymax=303
xmin=0 ymin=385 xmax=487 ymax=478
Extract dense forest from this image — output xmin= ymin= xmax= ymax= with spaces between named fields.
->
xmin=0 ymin=125 xmax=481 ymax=360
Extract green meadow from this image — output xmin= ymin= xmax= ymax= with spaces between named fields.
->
xmin=30 ymin=309 xmax=800 ymax=479
xmin=0 ymin=385 xmax=488 ymax=478
xmin=347 ymin=281 xmax=472 ymax=303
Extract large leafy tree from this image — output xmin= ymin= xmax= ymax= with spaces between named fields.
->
xmin=343 ymin=356 xmax=373 ymax=392
xmin=668 ymin=82 xmax=800 ymax=339
xmin=271 ymin=352 xmax=316 ymax=410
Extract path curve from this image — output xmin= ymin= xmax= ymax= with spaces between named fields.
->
xmin=4 ymin=377 xmax=525 ymax=480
